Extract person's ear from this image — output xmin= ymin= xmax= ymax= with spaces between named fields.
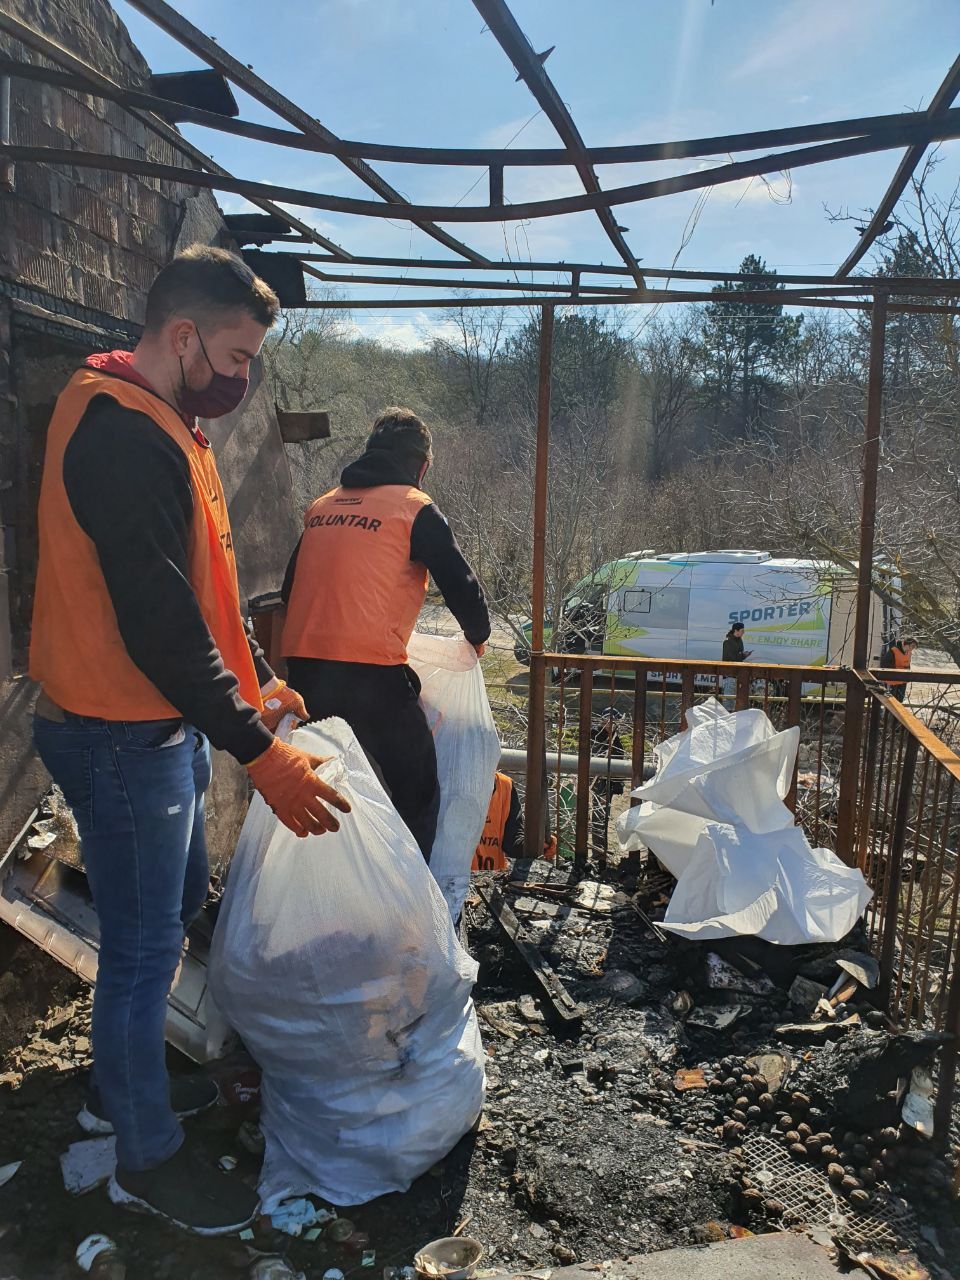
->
xmin=169 ymin=318 xmax=196 ymax=358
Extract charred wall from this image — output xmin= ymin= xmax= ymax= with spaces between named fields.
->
xmin=0 ymin=0 xmax=299 ymax=860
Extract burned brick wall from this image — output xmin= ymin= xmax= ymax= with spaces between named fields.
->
xmin=0 ymin=0 xmax=299 ymax=859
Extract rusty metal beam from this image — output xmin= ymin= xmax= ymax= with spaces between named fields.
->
xmin=836 ymin=54 xmax=960 ymax=278
xmin=7 ymin=106 xmax=960 ymax=224
xmin=854 ymin=671 xmax=960 ymax=786
xmin=854 ymin=293 xmax=888 ymax=667
xmin=300 ymin=266 xmax=634 ymax=295
xmin=269 ymin=267 xmax=958 ymax=305
xmin=294 ymin=291 xmax=958 ymax=315
xmin=0 ymin=11 xmax=348 ymax=258
xmin=524 ymin=305 xmax=554 ymax=859
xmin=6 ymin=57 xmax=955 ymax=173
xmin=475 ymin=885 xmax=584 ymax=1028
xmin=122 ymin=0 xmax=489 ymax=265
xmin=254 ymin=250 xmax=960 ymax=294
xmin=836 ymin=293 xmax=887 ymax=864
xmin=472 ymin=0 xmax=644 ymax=287
xmin=544 ymin=653 xmax=847 ymax=679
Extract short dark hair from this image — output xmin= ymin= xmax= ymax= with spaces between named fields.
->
xmin=366 ymin=407 xmax=433 ymax=467
xmin=144 ymin=244 xmax=280 ymax=333
xmin=901 ymin=636 xmax=918 ymax=647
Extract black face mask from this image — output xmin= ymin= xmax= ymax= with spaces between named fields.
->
xmin=178 ymin=330 xmax=249 ymax=418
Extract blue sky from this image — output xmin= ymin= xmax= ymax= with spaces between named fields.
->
xmin=116 ymin=0 xmax=960 ymax=346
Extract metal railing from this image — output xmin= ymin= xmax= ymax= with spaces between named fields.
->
xmin=524 ymin=653 xmax=960 ymax=1140
xmin=529 ymin=653 xmax=850 ymax=869
xmin=850 ymin=672 xmax=960 ymax=1139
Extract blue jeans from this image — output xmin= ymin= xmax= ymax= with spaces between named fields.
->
xmin=33 ymin=713 xmax=212 ymax=1172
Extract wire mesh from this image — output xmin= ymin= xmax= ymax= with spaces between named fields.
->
xmin=742 ymin=1132 xmax=921 ymax=1255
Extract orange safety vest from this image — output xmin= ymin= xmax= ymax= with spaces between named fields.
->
xmin=884 ymin=644 xmax=911 ymax=688
xmin=29 ymin=369 xmax=262 ymax=719
xmin=282 ymin=484 xmax=432 ymax=666
xmin=472 ymin=772 xmax=513 ymax=872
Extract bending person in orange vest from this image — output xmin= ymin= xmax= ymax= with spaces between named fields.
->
xmin=30 ymin=247 xmax=349 ymax=1236
xmin=472 ymin=771 xmax=524 ymax=871
xmin=282 ymin=408 xmax=491 ymax=860
xmin=880 ymin=635 xmax=916 ymax=703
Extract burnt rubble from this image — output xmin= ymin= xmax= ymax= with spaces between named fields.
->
xmin=0 ymin=851 xmax=957 ymax=1279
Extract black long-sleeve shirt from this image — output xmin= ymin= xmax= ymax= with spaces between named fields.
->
xmin=62 ymin=395 xmax=273 ymax=763
xmin=722 ymin=634 xmax=746 ymax=662
xmin=281 ymin=448 xmax=491 ymax=647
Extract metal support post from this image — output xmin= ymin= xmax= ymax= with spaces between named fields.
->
xmin=838 ymin=294 xmax=888 ymax=860
xmin=878 ymin=733 xmax=918 ymax=1002
xmin=523 ymin=305 xmax=554 ymax=857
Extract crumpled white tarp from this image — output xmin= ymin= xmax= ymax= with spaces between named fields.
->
xmin=616 ymin=698 xmax=871 ymax=944
xmin=211 ymin=717 xmax=485 ymax=1209
xmin=408 ymin=632 xmax=501 ymax=920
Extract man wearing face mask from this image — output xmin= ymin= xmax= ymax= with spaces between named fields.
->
xmin=282 ymin=408 xmax=490 ymax=860
xmin=29 ymin=245 xmax=350 ymax=1236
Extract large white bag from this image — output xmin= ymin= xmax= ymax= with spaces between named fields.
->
xmin=634 ymin=699 xmax=799 ymax=833
xmin=210 ymin=718 xmax=485 ymax=1210
xmin=407 ymin=632 xmax=501 ymax=919
xmin=660 ymin=821 xmax=873 ymax=945
xmin=616 ymin=699 xmax=872 ymax=944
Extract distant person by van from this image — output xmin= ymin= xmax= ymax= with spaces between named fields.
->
xmin=721 ymin=622 xmax=752 ymax=701
xmin=881 ymin=636 xmax=917 ymax=703
xmin=722 ymin=622 xmax=752 ymax=663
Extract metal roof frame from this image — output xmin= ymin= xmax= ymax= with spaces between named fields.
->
xmin=1 ymin=0 xmax=959 ymax=312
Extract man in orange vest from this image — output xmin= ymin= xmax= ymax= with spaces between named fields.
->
xmin=472 ymin=771 xmax=524 ymax=871
xmin=282 ymin=408 xmax=490 ymax=860
xmin=881 ymin=635 xmax=917 ymax=703
xmin=30 ymin=246 xmax=350 ymax=1236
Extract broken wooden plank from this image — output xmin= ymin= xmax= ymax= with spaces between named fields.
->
xmin=476 ymin=885 xmax=584 ymax=1029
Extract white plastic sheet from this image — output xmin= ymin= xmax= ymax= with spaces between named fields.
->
xmin=407 ymin=632 xmax=501 ymax=919
xmin=211 ymin=718 xmax=485 ymax=1209
xmin=662 ymin=822 xmax=873 ymax=944
xmin=616 ymin=699 xmax=872 ymax=944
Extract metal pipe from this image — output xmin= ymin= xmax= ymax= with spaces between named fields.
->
xmin=0 ymin=74 xmax=12 ymax=191
xmin=879 ymin=733 xmax=919 ymax=1002
xmin=523 ymin=306 xmax=554 ymax=857
xmin=854 ymin=292 xmax=889 ymax=668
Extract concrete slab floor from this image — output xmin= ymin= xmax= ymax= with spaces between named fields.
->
xmin=506 ymin=1232 xmax=842 ymax=1280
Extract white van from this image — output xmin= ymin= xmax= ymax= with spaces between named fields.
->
xmin=520 ymin=550 xmax=897 ymax=680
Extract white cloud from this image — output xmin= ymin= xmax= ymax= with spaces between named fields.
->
xmin=344 ymin=311 xmax=460 ymax=350
xmin=697 ymin=168 xmax=796 ymax=206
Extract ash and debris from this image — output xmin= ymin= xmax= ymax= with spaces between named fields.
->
xmin=0 ymin=848 xmax=958 ymax=1280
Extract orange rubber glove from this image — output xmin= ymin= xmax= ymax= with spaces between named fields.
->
xmin=543 ymin=835 xmax=558 ymax=862
xmin=246 ymin=738 xmax=351 ymax=838
xmin=259 ymin=679 xmax=309 ymax=733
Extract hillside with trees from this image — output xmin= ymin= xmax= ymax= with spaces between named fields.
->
xmin=265 ymin=167 xmax=960 ymax=664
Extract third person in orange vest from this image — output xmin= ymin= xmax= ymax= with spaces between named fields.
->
xmin=881 ymin=635 xmax=917 ymax=703
xmin=472 ymin=771 xmax=524 ymax=871
xmin=281 ymin=408 xmax=490 ymax=860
